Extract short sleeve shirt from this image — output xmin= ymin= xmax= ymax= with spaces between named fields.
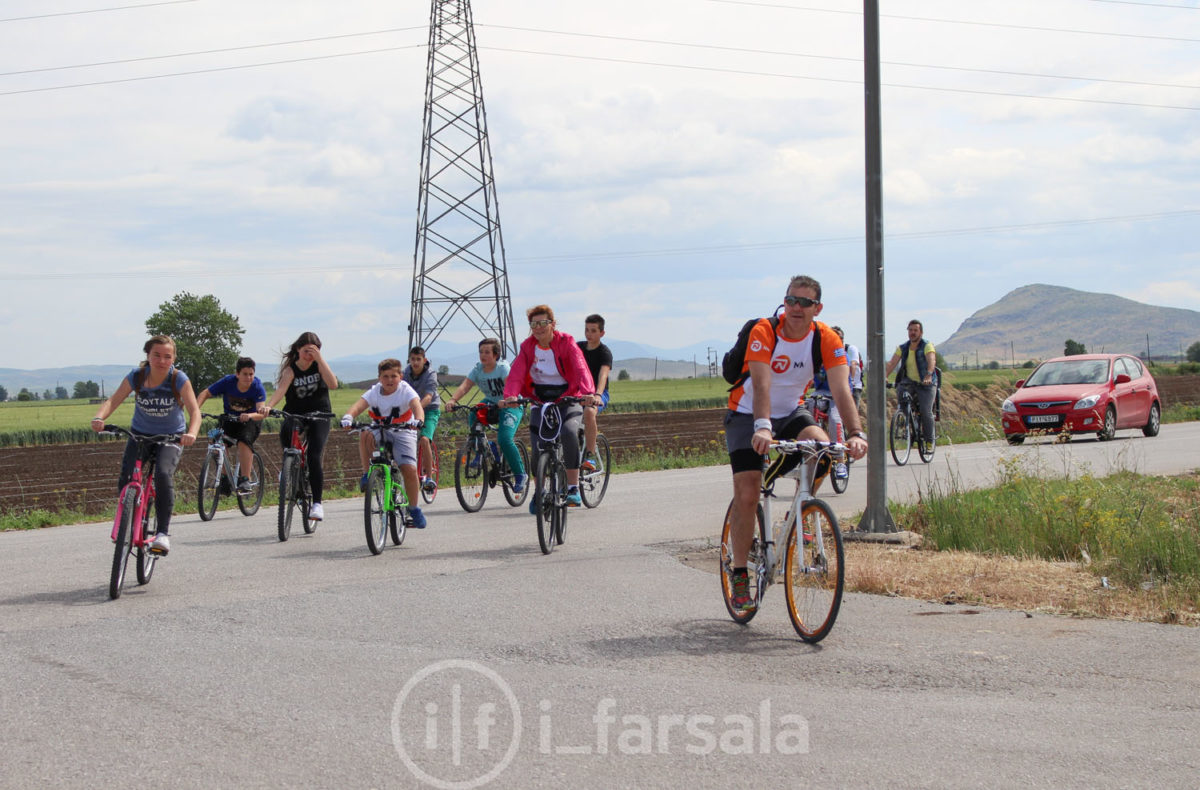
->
xmin=362 ymin=381 xmax=420 ymax=424
xmin=896 ymin=341 xmax=936 ymax=381
xmin=578 ymin=341 xmax=613 ymax=395
xmin=206 ymin=374 xmax=266 ymax=417
xmin=530 ymin=345 xmax=567 ymax=386
xmin=728 ymin=320 xmax=847 ymax=419
xmin=126 ymin=367 xmax=190 ymax=435
xmin=468 ymin=361 xmax=510 ymax=404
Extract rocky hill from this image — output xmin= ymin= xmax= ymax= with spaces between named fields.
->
xmin=937 ymin=284 xmax=1200 ymax=365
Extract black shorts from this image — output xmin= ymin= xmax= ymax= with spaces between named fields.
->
xmin=221 ymin=416 xmax=261 ymax=446
xmin=724 ymin=406 xmax=817 ymax=474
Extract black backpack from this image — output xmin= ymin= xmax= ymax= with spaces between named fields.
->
xmin=722 ymin=315 xmax=780 ymax=389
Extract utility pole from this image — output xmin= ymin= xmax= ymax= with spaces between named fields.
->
xmin=409 ymin=0 xmax=518 ymax=358
xmin=856 ymin=0 xmax=896 ymax=534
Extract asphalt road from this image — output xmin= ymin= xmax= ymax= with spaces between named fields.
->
xmin=2 ymin=424 xmax=1199 ymax=789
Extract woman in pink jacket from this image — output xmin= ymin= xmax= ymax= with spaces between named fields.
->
xmin=502 ymin=304 xmax=596 ymax=508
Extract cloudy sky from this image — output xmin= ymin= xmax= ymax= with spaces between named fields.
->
xmin=2 ymin=0 xmax=1198 ymax=372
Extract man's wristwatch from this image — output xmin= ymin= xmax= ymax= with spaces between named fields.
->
xmin=849 ymin=430 xmax=868 ymax=441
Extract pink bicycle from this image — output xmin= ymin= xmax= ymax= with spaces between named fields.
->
xmin=102 ymin=425 xmax=181 ymax=599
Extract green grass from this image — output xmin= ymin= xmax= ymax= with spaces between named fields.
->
xmin=892 ymin=457 xmax=1200 ymax=600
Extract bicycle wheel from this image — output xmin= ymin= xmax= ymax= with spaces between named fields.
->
xmin=784 ymin=499 xmax=844 ymax=643
xmin=580 ymin=433 xmax=611 ymax=508
xmin=277 ymin=454 xmax=297 ymax=542
xmin=534 ymin=452 xmax=556 ymax=555
xmin=830 ymin=458 xmax=849 ymax=494
xmin=919 ymin=425 xmax=936 ymax=463
xmin=420 ymin=438 xmax=439 ymax=504
xmin=454 ymin=437 xmax=489 ymax=512
xmin=889 ymin=408 xmax=912 ymax=466
xmin=237 ymin=450 xmax=265 ymax=516
xmin=502 ymin=440 xmax=532 ymax=507
xmin=719 ymin=499 xmax=765 ymax=624
xmin=136 ymin=499 xmax=157 ymax=585
xmin=389 ymin=488 xmax=407 ymax=546
xmin=300 ymin=476 xmax=316 ymax=534
xmin=197 ymin=449 xmax=221 ymax=521
xmin=364 ymin=465 xmax=388 ymax=555
xmin=109 ymin=488 xmax=137 ymax=599
xmin=553 ymin=457 xmax=568 ymax=545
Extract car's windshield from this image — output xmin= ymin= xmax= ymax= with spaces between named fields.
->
xmin=1024 ymin=359 xmax=1110 ymax=387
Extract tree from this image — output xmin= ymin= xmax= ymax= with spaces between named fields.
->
xmin=55 ymin=386 xmax=69 ymax=400
xmin=17 ymin=388 xmax=34 ymax=401
xmin=1187 ymin=341 xmax=1200 ymax=364
xmin=617 ymin=369 xmax=630 ymax=381
xmin=1064 ymin=339 xmax=1086 ymax=356
xmin=0 ymin=384 xmax=7 ymax=401
xmin=145 ymin=292 xmax=245 ymax=389
xmin=438 ymin=364 xmax=450 ymax=376
xmin=73 ymin=380 xmax=100 ymax=399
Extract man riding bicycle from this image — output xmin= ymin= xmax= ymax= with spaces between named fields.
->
xmin=725 ymin=275 xmax=867 ymax=614
xmin=884 ymin=319 xmax=938 ymax=444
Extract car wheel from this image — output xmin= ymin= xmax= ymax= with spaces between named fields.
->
xmin=1098 ymin=406 xmax=1116 ymax=441
xmin=1006 ymin=434 xmax=1024 ymax=446
xmin=1142 ymin=402 xmax=1160 ymax=437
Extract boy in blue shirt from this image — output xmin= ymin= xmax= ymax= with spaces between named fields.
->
xmin=444 ymin=337 xmax=527 ymax=492
xmin=197 ymin=357 xmax=267 ymax=494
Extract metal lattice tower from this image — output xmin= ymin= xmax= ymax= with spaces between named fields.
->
xmin=408 ymin=0 xmax=517 ymax=358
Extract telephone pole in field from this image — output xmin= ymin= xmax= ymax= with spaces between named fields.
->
xmin=409 ymin=0 xmax=518 ymax=358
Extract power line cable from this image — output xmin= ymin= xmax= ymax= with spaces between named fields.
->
xmin=0 ymin=0 xmax=197 ymax=23
xmin=477 ymin=23 xmax=1200 ymax=90
xmin=3 ymin=210 xmax=1195 ymax=280
xmin=0 ymin=26 xmax=425 ymax=77
xmin=709 ymin=0 xmax=1200 ymax=43
xmin=1087 ymin=0 xmax=1200 ymax=8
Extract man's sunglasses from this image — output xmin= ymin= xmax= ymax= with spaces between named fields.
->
xmin=784 ymin=295 xmax=819 ymax=308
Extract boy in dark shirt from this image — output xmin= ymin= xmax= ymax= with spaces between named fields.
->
xmin=577 ymin=314 xmax=613 ymax=470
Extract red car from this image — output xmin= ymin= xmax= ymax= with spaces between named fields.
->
xmin=1000 ymin=354 xmax=1161 ymax=445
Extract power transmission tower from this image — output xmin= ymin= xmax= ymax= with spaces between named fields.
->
xmin=409 ymin=0 xmax=517 ymax=358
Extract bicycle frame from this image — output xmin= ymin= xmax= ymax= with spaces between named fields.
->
xmin=758 ymin=443 xmax=836 ymax=585
xmin=111 ymin=453 xmax=155 ymax=548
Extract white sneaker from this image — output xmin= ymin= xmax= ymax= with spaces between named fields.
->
xmin=308 ymin=502 xmax=324 ymax=521
xmin=149 ymin=533 xmax=171 ymax=555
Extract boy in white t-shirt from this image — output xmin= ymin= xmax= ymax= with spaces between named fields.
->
xmin=341 ymin=358 xmax=428 ymax=528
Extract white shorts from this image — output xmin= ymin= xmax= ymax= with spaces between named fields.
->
xmin=372 ymin=426 xmax=417 ymax=466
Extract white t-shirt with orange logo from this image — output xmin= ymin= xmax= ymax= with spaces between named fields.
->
xmin=727 ymin=319 xmax=847 ymax=419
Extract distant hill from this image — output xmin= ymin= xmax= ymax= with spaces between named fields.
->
xmin=937 ymin=284 xmax=1200 ymax=365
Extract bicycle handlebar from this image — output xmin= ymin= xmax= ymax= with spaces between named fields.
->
xmin=504 ymin=395 xmax=589 ymax=407
xmin=344 ymin=419 xmax=423 ymax=434
xmin=98 ymin=425 xmax=183 ymax=444
xmin=269 ymin=409 xmax=335 ymax=421
xmin=771 ymin=438 xmax=847 ymax=460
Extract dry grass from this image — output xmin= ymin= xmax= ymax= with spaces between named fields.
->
xmin=673 ymin=541 xmax=1199 ymax=626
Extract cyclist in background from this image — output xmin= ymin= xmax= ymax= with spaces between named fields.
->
xmin=724 ymin=276 xmax=867 ymax=614
xmin=405 ymin=347 xmax=441 ymax=494
xmin=884 ymin=319 xmax=937 ymax=444
xmin=262 ymin=331 xmax=338 ymax=523
xmin=577 ymin=313 xmax=613 ymax=472
xmin=89 ymin=334 xmax=201 ymax=555
xmin=445 ymin=337 xmax=527 ymax=493
xmin=197 ymin=356 xmax=266 ymax=493
xmin=501 ymin=304 xmax=595 ymax=509
xmin=831 ymin=326 xmax=864 ymax=410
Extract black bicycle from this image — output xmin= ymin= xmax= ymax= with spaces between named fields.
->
xmin=511 ymin=396 xmax=587 ymax=554
xmin=271 ymin=409 xmax=335 ymax=541
xmin=449 ymin=402 xmax=530 ymax=512
xmin=888 ymin=383 xmax=936 ymax=465
xmin=576 ymin=425 xmax=611 ymax=508
xmin=197 ymin=414 xmax=265 ymax=520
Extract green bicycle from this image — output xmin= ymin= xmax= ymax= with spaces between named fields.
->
xmin=348 ymin=420 xmax=422 ymax=555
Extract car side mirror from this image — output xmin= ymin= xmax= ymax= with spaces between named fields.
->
xmin=1114 ymin=373 xmax=1131 ymax=384
xmin=1015 ymin=379 xmax=1025 ymax=388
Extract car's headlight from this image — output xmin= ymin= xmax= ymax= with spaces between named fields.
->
xmin=1002 ymin=399 xmax=1016 ymax=413
xmin=1074 ymin=395 xmax=1100 ymax=410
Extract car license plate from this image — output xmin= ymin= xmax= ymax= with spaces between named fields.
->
xmin=1027 ymin=415 xmax=1059 ymax=424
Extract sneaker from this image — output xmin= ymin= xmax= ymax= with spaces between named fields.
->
xmin=581 ymin=457 xmax=597 ymax=473
xmin=566 ymin=487 xmax=582 ymax=507
xmin=421 ymin=476 xmax=437 ymax=493
xmin=529 ymin=496 xmax=539 ymax=515
xmin=833 ymin=462 xmax=848 ymax=480
xmin=409 ymin=507 xmax=427 ymax=529
xmin=237 ymin=476 xmax=252 ymax=494
xmin=511 ymin=473 xmax=526 ymax=493
xmin=359 ymin=473 xmax=368 ymax=493
xmin=149 ymin=533 xmax=171 ymax=555
xmin=730 ymin=569 xmax=756 ymax=614
xmin=309 ymin=502 xmax=324 ymax=521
